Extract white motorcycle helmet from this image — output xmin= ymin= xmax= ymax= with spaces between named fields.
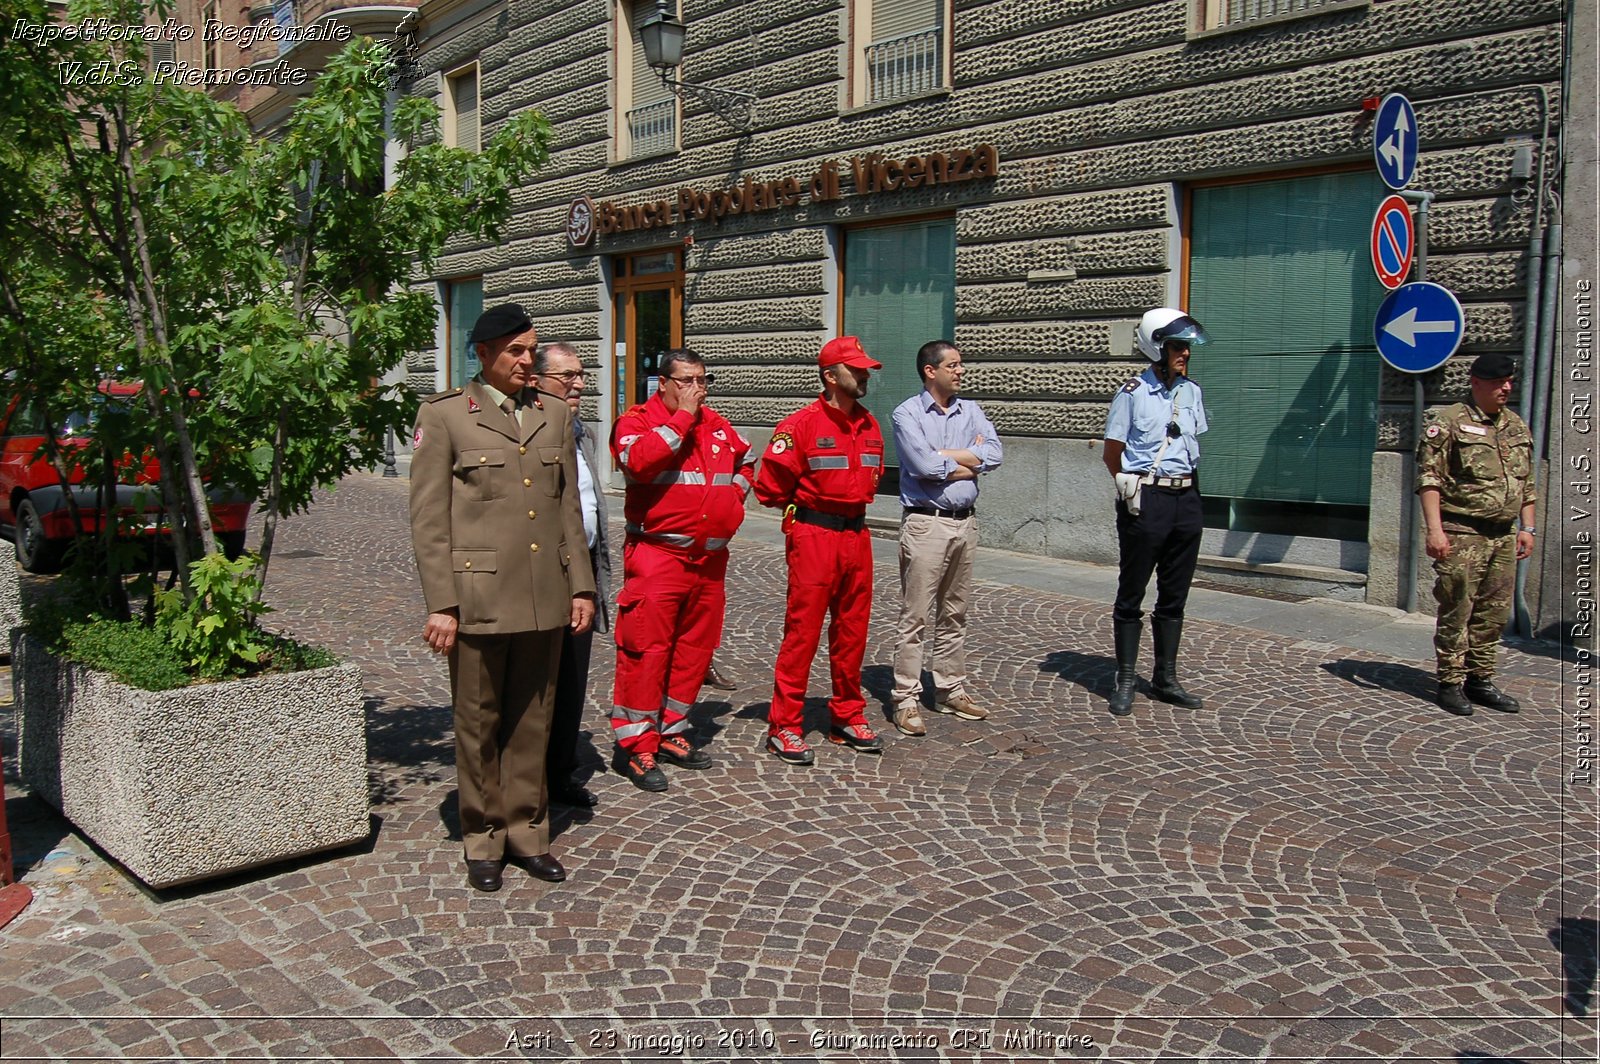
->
xmin=1136 ymin=308 xmax=1210 ymax=361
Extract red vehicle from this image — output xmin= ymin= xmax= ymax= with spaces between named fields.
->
xmin=0 ymin=385 xmax=250 ymax=573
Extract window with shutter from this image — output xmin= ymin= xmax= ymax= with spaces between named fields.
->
xmin=622 ymin=0 xmax=677 ymax=157
xmin=445 ymin=66 xmax=479 ymax=151
xmin=859 ymin=0 xmax=946 ymax=105
xmin=1186 ymin=170 xmax=1385 ymax=537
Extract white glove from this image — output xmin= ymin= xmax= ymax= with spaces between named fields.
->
xmin=1114 ymin=472 xmax=1144 ymax=515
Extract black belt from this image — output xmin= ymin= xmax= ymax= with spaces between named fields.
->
xmin=1442 ymin=512 xmax=1516 ymax=537
xmin=794 ymin=506 xmax=866 ymax=532
xmin=904 ymin=505 xmax=975 ymax=520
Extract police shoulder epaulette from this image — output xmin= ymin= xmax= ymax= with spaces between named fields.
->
xmin=423 ymin=387 xmax=463 ymax=404
xmin=1121 ymin=377 xmax=1141 ymax=394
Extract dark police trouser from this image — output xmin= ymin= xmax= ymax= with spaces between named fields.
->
xmin=1114 ymin=484 xmax=1203 ymax=624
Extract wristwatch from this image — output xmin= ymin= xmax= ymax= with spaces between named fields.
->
xmin=1519 ymin=526 xmax=1537 ymax=535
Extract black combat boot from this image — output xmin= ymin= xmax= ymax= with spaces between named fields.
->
xmin=1465 ymin=676 xmax=1520 ymax=713
xmin=1107 ymin=620 xmax=1141 ymax=717
xmin=1436 ymin=682 xmax=1474 ymax=716
xmin=1151 ymin=618 xmax=1204 ymax=709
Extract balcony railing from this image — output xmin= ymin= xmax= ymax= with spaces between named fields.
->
xmin=1214 ymin=0 xmax=1342 ymax=28
xmin=628 ymin=97 xmax=676 ymax=158
xmin=866 ymin=26 xmax=942 ymax=104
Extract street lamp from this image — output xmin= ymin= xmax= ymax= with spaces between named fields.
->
xmin=636 ymin=0 xmax=755 ymax=132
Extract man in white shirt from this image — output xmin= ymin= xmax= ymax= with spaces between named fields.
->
xmin=535 ymin=342 xmax=611 ymax=807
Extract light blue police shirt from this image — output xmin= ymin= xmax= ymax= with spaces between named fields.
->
xmin=1103 ymin=367 xmax=1207 ymax=476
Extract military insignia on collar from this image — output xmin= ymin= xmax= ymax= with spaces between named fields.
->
xmin=816 ymin=436 xmax=836 ymax=448
xmin=1425 ymin=424 xmax=1441 ymax=438
xmin=769 ymin=431 xmax=794 ymax=455
xmin=1122 ymin=378 xmax=1141 ymax=393
xmin=413 ymin=426 xmax=424 ymax=446
xmin=466 ymin=396 xmax=480 ymax=413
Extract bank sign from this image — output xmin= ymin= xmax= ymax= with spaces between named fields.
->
xmin=567 ymin=144 xmax=1000 ymax=248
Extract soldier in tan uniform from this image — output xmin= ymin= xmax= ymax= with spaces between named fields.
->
xmin=1416 ymin=351 xmax=1536 ymax=717
xmin=410 ymin=304 xmax=597 ymax=892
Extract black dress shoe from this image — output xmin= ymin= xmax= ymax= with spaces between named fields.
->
xmin=551 ymin=785 xmax=599 ymax=808
xmin=508 ymin=852 xmax=567 ymax=882
xmin=465 ymin=859 xmax=503 ymax=892
xmin=704 ymin=663 xmax=738 ymax=691
xmin=1465 ymin=677 xmax=1521 ymax=713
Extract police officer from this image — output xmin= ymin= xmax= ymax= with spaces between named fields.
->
xmin=1101 ymin=308 xmax=1210 ymax=717
xmin=1416 ymin=351 xmax=1536 ymax=716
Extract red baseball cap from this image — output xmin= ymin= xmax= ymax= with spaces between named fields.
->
xmin=818 ymin=336 xmax=882 ymax=370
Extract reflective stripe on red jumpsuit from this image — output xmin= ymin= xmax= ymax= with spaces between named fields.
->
xmin=752 ymin=397 xmax=884 ymax=734
xmin=609 ymin=391 xmax=754 ymax=754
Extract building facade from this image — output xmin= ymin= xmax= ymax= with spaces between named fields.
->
xmin=398 ymin=0 xmax=1570 ymax=618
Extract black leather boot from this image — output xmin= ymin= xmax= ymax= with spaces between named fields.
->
xmin=1108 ymin=620 xmax=1140 ymax=717
xmin=1465 ymin=676 xmax=1520 ymax=713
xmin=1151 ymin=618 xmax=1203 ymax=709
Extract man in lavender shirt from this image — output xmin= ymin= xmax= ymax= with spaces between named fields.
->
xmin=889 ymin=340 xmax=1004 ymax=737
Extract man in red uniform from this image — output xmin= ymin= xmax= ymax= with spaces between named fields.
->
xmin=610 ymin=349 xmax=755 ymax=791
xmin=753 ymin=336 xmax=887 ymax=764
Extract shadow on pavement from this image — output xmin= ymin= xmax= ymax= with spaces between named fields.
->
xmin=1039 ymin=648 xmax=1115 ymax=696
xmin=4 ymin=793 xmax=69 ymax=879
xmin=1454 ymin=1054 xmax=1530 ymax=1064
xmin=365 ymin=698 xmax=450 ymax=807
xmin=1550 ymin=916 xmax=1598 ymax=1017
xmin=1318 ymin=658 xmax=1436 ymax=703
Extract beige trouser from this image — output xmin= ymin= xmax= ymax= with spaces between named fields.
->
xmin=450 ymin=628 xmax=563 ymax=861
xmin=892 ymin=511 xmax=978 ymax=706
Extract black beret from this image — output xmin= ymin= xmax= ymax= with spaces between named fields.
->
xmin=1469 ymin=352 xmax=1517 ymax=380
xmin=467 ymin=303 xmax=533 ymax=345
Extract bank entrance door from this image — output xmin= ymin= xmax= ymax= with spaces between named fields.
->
xmin=611 ymin=249 xmax=684 ymax=462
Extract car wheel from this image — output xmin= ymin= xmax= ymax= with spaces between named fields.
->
xmin=14 ymin=497 xmax=65 ymax=574
xmin=219 ymin=530 xmax=247 ymax=560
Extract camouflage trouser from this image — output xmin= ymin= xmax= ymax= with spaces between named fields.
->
xmin=1431 ymin=528 xmax=1517 ymax=684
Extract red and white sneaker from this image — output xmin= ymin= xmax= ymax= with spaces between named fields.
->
xmin=828 ymin=721 xmax=884 ymax=753
xmin=765 ymin=729 xmax=815 ymax=765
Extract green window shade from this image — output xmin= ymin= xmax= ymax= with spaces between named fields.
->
xmin=843 ymin=219 xmax=955 ymax=470
xmin=448 ymin=278 xmax=483 ymax=389
xmin=632 ymin=0 xmax=673 ymax=106
xmin=872 ymin=0 xmax=940 ymax=41
xmin=1187 ymin=172 xmax=1385 ymax=507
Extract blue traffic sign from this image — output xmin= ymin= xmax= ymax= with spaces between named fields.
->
xmin=1374 ymin=93 xmax=1418 ymax=190
xmin=1375 ymin=282 xmax=1464 ymax=374
xmin=1370 ymin=194 xmax=1415 ymax=289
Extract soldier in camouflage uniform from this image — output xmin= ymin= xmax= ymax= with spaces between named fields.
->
xmin=1415 ymin=351 xmax=1537 ymax=716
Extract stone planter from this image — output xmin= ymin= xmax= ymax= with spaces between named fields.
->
xmin=12 ymin=633 xmax=369 ymax=889
xmin=0 ymin=556 xmax=19 ymax=641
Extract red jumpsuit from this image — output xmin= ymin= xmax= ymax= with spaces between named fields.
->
xmin=610 ymin=392 xmax=754 ymax=754
xmin=752 ymin=397 xmax=885 ymax=733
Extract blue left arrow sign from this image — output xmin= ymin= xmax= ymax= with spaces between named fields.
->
xmin=1374 ymin=281 xmax=1464 ymax=374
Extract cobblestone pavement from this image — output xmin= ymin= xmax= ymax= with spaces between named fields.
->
xmin=1 ymin=473 xmax=1594 ymax=1062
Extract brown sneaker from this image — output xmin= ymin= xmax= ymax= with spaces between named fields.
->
xmin=935 ymin=692 xmax=989 ymax=721
xmin=893 ymin=703 xmax=927 ymax=736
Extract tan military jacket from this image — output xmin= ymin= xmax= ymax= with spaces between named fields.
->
xmin=1416 ymin=401 xmax=1536 ymax=530
xmin=409 ymin=380 xmax=596 ymax=635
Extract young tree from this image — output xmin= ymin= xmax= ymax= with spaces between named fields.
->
xmin=1 ymin=0 xmax=550 ymax=644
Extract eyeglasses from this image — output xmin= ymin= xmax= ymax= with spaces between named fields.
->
xmin=542 ymin=370 xmax=587 ymax=382
xmin=668 ymin=374 xmax=714 ymax=387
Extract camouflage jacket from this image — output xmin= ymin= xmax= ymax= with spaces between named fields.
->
xmin=1415 ymin=402 xmax=1536 ymax=530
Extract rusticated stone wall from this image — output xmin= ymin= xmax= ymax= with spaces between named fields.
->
xmin=400 ymin=0 xmax=1564 ymax=604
